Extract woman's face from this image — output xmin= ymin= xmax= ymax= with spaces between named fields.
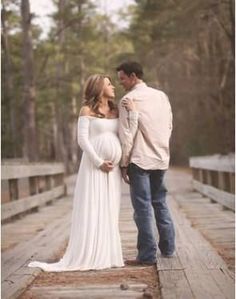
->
xmin=102 ymin=77 xmax=115 ymax=99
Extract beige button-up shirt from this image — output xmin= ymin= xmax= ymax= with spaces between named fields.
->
xmin=118 ymin=82 xmax=173 ymax=170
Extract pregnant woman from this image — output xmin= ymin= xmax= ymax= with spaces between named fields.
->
xmin=28 ymin=74 xmax=138 ymax=271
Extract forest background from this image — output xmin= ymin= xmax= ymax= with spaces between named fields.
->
xmin=2 ymin=0 xmax=235 ymax=173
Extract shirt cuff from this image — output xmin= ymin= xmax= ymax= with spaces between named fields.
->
xmin=120 ymin=158 xmax=129 ymax=168
xmin=95 ymin=158 xmax=104 ymax=168
xmin=128 ymin=111 xmax=139 ymax=119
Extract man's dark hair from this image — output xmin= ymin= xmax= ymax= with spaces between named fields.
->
xmin=116 ymin=61 xmax=144 ymax=79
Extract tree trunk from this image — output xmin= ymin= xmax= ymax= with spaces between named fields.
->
xmin=76 ymin=1 xmax=85 ymax=103
xmin=70 ymin=95 xmax=79 ymax=172
xmin=21 ymin=0 xmax=38 ymax=161
xmin=229 ymin=0 xmax=235 ymax=56
xmin=2 ymin=2 xmax=18 ymax=157
xmin=52 ymin=0 xmax=69 ymax=171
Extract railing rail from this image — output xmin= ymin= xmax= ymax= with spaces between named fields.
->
xmin=1 ymin=162 xmax=66 ymax=221
xmin=189 ymin=154 xmax=235 ymax=211
xmin=2 ymin=163 xmax=65 ymax=180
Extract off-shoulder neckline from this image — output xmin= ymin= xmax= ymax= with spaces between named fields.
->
xmin=79 ymin=115 xmax=118 ymax=120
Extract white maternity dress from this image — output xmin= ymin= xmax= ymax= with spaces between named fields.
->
xmin=28 ymin=113 xmax=138 ymax=271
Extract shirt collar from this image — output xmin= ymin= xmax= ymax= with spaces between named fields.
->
xmin=130 ymin=82 xmax=147 ymax=91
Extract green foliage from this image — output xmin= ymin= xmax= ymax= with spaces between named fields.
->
xmin=127 ymin=0 xmax=235 ymax=164
xmin=1 ymin=0 xmax=234 ymax=166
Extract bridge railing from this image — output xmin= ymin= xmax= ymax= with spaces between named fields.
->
xmin=189 ymin=154 xmax=235 ymax=211
xmin=1 ymin=161 xmax=66 ymax=222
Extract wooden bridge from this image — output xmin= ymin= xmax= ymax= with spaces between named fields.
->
xmin=1 ymin=155 xmax=235 ymax=299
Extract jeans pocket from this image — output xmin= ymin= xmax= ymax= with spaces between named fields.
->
xmin=130 ymin=163 xmax=142 ymax=172
xmin=129 ymin=163 xmax=148 ymax=177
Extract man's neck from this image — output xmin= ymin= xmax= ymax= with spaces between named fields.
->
xmin=135 ymin=79 xmax=143 ymax=85
xmin=130 ymin=79 xmax=143 ymax=90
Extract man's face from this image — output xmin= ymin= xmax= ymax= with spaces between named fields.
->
xmin=117 ymin=70 xmax=135 ymax=91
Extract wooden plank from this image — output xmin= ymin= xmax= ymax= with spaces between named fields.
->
xmin=194 ymin=222 xmax=234 ymax=229
xmin=192 ymin=180 xmax=235 ymax=211
xmin=158 ymin=203 xmax=207 ymax=274
xmin=156 ymin=254 xmax=183 ymax=271
xmin=1 ymin=163 xmax=65 ymax=180
xmin=168 ymin=198 xmax=231 ymax=269
xmin=189 ymin=154 xmax=235 ymax=173
xmin=2 ymin=198 xmax=72 ymax=252
xmin=184 ymin=269 xmax=226 ymax=299
xmin=177 ymin=224 xmax=229 ymax=270
xmin=1 ymin=176 xmax=76 ymax=299
xmin=195 ymin=248 xmax=231 ymax=270
xmin=211 ymin=269 xmax=235 ymax=299
xmin=200 ymin=229 xmax=234 ymax=238
xmin=25 ymin=284 xmax=148 ymax=299
xmin=191 ymin=218 xmax=234 ymax=226
xmin=2 ymin=213 xmax=71 ymax=299
xmin=2 ymin=211 xmax=71 ymax=280
xmin=176 ymin=208 xmax=226 ymax=216
xmin=2 ymin=170 xmax=234 ymax=299
xmin=174 ymin=192 xmax=235 ymax=272
xmin=164 ymin=169 xmax=234 ymax=299
xmin=2 ymin=271 xmax=40 ymax=299
xmin=158 ymin=270 xmax=194 ymax=299
xmin=179 ymin=213 xmax=228 ymax=220
xmin=2 ymin=185 xmax=65 ymax=221
xmin=177 ymin=199 xmax=213 ymax=206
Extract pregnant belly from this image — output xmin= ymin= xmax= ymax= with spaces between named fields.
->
xmin=92 ymin=134 xmax=122 ymax=165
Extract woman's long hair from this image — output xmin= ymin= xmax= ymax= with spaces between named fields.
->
xmin=82 ymin=74 xmax=116 ymax=118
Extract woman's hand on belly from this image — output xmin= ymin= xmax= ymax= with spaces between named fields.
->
xmin=99 ymin=160 xmax=114 ymax=173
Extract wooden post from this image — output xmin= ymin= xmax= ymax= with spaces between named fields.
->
xmin=189 ymin=154 xmax=235 ymax=211
xmin=211 ymin=171 xmax=218 ymax=188
xmin=218 ymin=171 xmax=225 ymax=191
xmin=18 ymin=178 xmax=30 ymax=198
xmin=199 ymin=169 xmax=204 ymax=183
xmin=45 ymin=175 xmax=51 ymax=191
xmin=9 ymin=179 xmax=18 ymax=201
xmin=206 ymin=170 xmax=212 ymax=186
xmin=1 ymin=162 xmax=66 ymax=221
xmin=1 ymin=180 xmax=10 ymax=203
xmin=202 ymin=169 xmax=208 ymax=184
xmin=50 ymin=176 xmax=55 ymax=188
xmin=38 ymin=176 xmax=46 ymax=193
xmin=29 ymin=177 xmax=38 ymax=195
xmin=223 ymin=172 xmax=231 ymax=193
xmin=229 ymin=173 xmax=235 ymax=194
xmin=192 ymin=168 xmax=198 ymax=181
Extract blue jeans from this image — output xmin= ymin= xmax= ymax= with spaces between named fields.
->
xmin=128 ymin=163 xmax=175 ymax=262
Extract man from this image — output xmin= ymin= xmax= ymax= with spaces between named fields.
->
xmin=117 ymin=61 xmax=175 ymax=266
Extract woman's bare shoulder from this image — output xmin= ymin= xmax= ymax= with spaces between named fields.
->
xmin=79 ymin=106 xmax=93 ymax=116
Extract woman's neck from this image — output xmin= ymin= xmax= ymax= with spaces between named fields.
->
xmin=98 ymin=97 xmax=113 ymax=117
xmin=99 ymin=97 xmax=109 ymax=107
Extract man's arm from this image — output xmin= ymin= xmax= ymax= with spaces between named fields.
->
xmin=164 ymin=93 xmax=173 ymax=133
xmin=118 ymin=98 xmax=139 ymax=168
